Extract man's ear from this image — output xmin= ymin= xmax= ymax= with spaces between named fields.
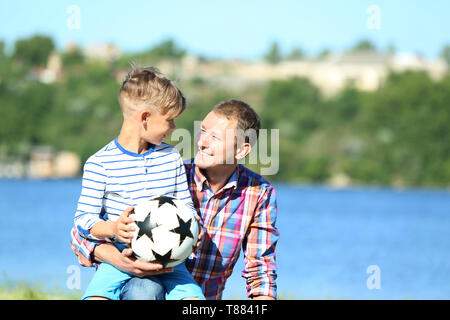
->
xmin=235 ymin=142 xmax=251 ymax=161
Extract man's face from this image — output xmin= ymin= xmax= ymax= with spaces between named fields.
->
xmin=195 ymin=111 xmax=238 ymax=169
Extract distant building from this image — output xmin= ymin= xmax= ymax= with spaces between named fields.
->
xmin=63 ymin=44 xmax=447 ymax=96
xmin=27 ymin=146 xmax=80 ymax=179
xmin=0 ymin=160 xmax=26 ymax=178
xmin=54 ymin=151 xmax=81 ymax=178
xmin=83 ymin=43 xmax=122 ymax=62
xmin=158 ymin=51 xmax=448 ymax=96
xmin=27 ymin=146 xmax=55 ymax=178
xmin=28 ymin=51 xmax=62 ymax=84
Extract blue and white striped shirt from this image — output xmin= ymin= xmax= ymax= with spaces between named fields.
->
xmin=74 ymin=138 xmax=192 ymax=241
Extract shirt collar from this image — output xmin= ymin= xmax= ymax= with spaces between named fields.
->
xmin=193 ymin=164 xmax=239 ymax=193
xmin=114 ymin=137 xmax=155 ymax=157
xmin=223 ymin=168 xmax=238 ymax=191
xmin=194 ymin=165 xmax=208 ymax=192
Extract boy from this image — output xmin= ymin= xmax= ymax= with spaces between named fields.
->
xmin=74 ymin=66 xmax=204 ymax=300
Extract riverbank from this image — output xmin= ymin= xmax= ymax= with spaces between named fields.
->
xmin=0 ymin=281 xmax=81 ymax=300
xmin=0 ymin=282 xmax=337 ymax=300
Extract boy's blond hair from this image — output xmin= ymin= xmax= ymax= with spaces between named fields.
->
xmin=118 ymin=66 xmax=186 ymax=118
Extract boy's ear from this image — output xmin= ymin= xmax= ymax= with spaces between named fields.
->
xmin=140 ymin=110 xmax=152 ymax=123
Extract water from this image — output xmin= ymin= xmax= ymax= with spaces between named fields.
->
xmin=0 ymin=179 xmax=449 ymax=299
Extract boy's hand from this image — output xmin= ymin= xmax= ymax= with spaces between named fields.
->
xmin=112 ymin=207 xmax=136 ymax=244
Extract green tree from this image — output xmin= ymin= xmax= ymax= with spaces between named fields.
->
xmin=13 ymin=35 xmax=54 ymax=66
xmin=148 ymin=38 xmax=186 ymax=59
xmin=264 ymin=41 xmax=282 ymax=64
xmin=440 ymin=44 xmax=450 ymax=67
xmin=317 ymin=48 xmax=331 ymax=59
xmin=261 ymin=77 xmax=321 ymax=136
xmin=260 ymin=77 xmax=324 ymax=181
xmin=62 ymin=47 xmax=85 ymax=67
xmin=359 ymin=71 xmax=450 ymax=186
xmin=0 ymin=40 xmax=5 ymax=59
xmin=350 ymin=39 xmax=377 ymax=53
xmin=287 ymin=47 xmax=305 ymax=60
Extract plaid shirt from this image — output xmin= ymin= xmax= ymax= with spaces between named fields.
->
xmin=70 ymin=159 xmax=279 ymax=299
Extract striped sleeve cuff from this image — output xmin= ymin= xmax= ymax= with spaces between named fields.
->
xmin=70 ymin=225 xmax=105 ymax=267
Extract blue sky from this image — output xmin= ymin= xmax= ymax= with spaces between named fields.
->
xmin=0 ymin=0 xmax=449 ymax=59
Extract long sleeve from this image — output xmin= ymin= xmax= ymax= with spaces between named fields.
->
xmin=242 ymin=186 xmax=279 ymax=298
xmin=173 ymin=154 xmax=192 ymax=202
xmin=73 ymin=157 xmax=107 ymax=240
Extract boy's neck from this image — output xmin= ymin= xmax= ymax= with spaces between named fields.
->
xmin=117 ymin=122 xmax=151 ymax=155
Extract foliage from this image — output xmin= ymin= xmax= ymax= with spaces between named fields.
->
xmin=117 ymin=38 xmax=186 ymax=68
xmin=264 ymin=41 xmax=282 ymax=64
xmin=350 ymin=39 xmax=377 ymax=53
xmin=13 ymin=35 xmax=55 ymax=67
xmin=258 ymin=71 xmax=450 ymax=186
xmin=440 ymin=44 xmax=450 ymax=67
xmin=1 ymin=34 xmax=449 ymax=187
xmin=0 ymin=278 xmax=80 ymax=300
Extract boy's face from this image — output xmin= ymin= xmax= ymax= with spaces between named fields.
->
xmin=195 ymin=111 xmax=238 ymax=169
xmin=143 ymin=110 xmax=177 ymax=145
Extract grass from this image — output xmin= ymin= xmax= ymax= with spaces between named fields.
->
xmin=0 ymin=273 xmax=344 ymax=300
xmin=0 ymin=284 xmax=341 ymax=300
xmin=0 ymin=279 xmax=81 ymax=300
xmin=0 ymin=283 xmax=349 ymax=300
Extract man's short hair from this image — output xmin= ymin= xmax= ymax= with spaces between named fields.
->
xmin=212 ymin=99 xmax=261 ymax=146
xmin=118 ymin=66 xmax=186 ymax=117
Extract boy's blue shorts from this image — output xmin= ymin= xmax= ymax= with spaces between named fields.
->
xmin=82 ymin=246 xmax=205 ymax=300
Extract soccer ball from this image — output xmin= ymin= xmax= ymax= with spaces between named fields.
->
xmin=129 ymin=195 xmax=199 ymax=267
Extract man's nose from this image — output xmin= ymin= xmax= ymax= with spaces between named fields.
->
xmin=197 ymin=132 xmax=209 ymax=149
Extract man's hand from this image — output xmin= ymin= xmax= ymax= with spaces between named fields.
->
xmin=120 ymin=248 xmax=173 ymax=278
xmin=112 ymin=207 xmax=136 ymax=244
xmin=252 ymin=295 xmax=275 ymax=300
xmin=193 ymin=215 xmax=204 ymax=253
xmin=93 ymin=243 xmax=173 ymax=278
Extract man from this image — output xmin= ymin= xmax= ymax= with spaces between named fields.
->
xmin=70 ymin=99 xmax=279 ymax=300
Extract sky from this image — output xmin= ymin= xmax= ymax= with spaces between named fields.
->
xmin=0 ymin=0 xmax=449 ymax=60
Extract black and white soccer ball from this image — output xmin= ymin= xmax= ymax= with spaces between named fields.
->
xmin=129 ymin=195 xmax=199 ymax=267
